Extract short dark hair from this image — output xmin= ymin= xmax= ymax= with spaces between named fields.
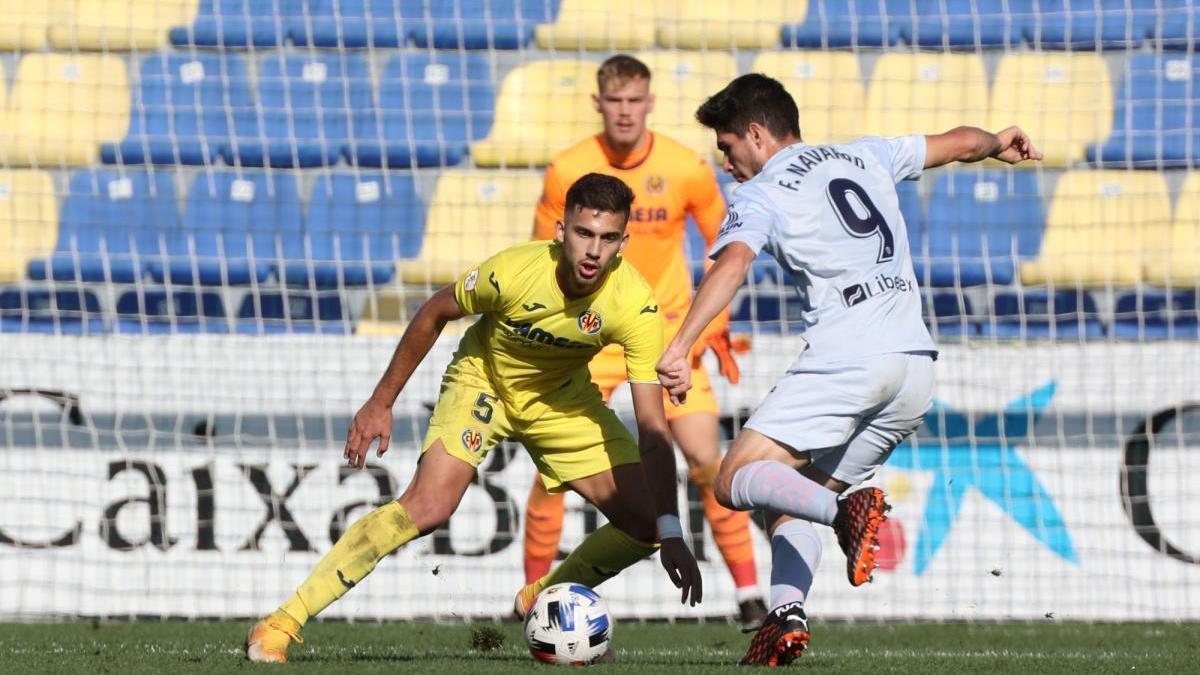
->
xmin=564 ymin=173 xmax=635 ymax=223
xmin=597 ymin=54 xmax=651 ymax=92
xmin=695 ymin=73 xmax=801 ymax=140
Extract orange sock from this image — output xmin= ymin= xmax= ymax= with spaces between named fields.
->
xmin=523 ymin=478 xmax=565 ymax=584
xmin=691 ymin=460 xmax=759 ymax=593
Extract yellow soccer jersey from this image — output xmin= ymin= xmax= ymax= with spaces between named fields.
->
xmin=452 ymin=240 xmax=663 ymax=420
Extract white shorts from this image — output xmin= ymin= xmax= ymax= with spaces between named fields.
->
xmin=745 ymin=351 xmax=935 ymax=485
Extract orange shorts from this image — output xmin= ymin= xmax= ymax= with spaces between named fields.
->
xmin=589 ymin=344 xmax=719 ymax=421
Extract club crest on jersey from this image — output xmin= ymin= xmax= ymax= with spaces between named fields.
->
xmin=463 ymin=268 xmax=479 ymax=292
xmin=645 ymin=174 xmax=666 ymax=194
xmin=577 ymin=308 xmax=603 ymax=335
xmin=461 ymin=428 xmax=483 ymax=454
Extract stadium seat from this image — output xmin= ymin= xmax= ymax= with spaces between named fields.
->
xmin=534 ymin=0 xmax=656 ymax=50
xmin=289 ymin=0 xmax=421 ymax=48
xmin=114 ymin=287 xmax=229 ymax=334
xmin=655 ymin=0 xmax=800 ymax=49
xmin=223 ymin=52 xmax=372 ymax=168
xmin=1025 ymin=0 xmax=1160 ymax=49
xmin=353 ymin=52 xmax=495 ymax=168
xmin=398 ymin=170 xmax=541 ymax=284
xmin=863 ymin=53 xmax=988 ymax=138
xmin=1147 ymin=171 xmax=1200 ymax=287
xmin=982 ymin=289 xmax=1104 ymax=340
xmin=909 ymin=0 xmax=1028 ymax=49
xmin=283 ymin=171 xmax=424 ymax=287
xmin=2 ymin=54 xmax=130 ymax=167
xmin=0 ymin=170 xmax=57 ymax=285
xmin=1020 ymin=171 xmax=1170 ymax=287
xmin=0 ymin=286 xmax=105 ymax=335
xmin=782 ymin=0 xmax=910 ymax=48
xmin=152 ymin=171 xmax=301 ymax=285
xmin=1087 ymin=54 xmax=1200 ymax=169
xmin=923 ymin=290 xmax=978 ymax=341
xmin=988 ymin=53 xmax=1112 ymax=167
xmin=102 ymin=53 xmax=253 ymax=166
xmin=470 ymin=60 xmax=598 ymax=167
xmin=730 ymin=291 xmax=785 ymax=334
xmin=0 ymin=3 xmax=54 ymax=50
xmin=170 ymin=0 xmax=297 ymax=47
xmin=915 ymin=169 xmax=1044 ymax=287
xmin=634 ymin=51 xmax=738 ymax=158
xmin=50 ymin=0 xmax=199 ymax=50
xmin=751 ymin=51 xmax=863 ymax=145
xmin=27 ymin=170 xmax=175 ymax=284
xmin=1159 ymin=0 xmax=1200 ymax=50
xmin=412 ymin=0 xmax=562 ymax=49
xmin=1112 ymin=289 xmax=1200 ymax=340
xmin=236 ymin=289 xmax=353 ymax=334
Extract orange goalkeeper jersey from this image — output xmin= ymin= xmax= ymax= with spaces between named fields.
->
xmin=534 ymin=132 xmax=727 ymax=317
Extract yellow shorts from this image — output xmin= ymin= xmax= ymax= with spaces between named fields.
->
xmin=422 ymin=363 xmax=641 ymax=493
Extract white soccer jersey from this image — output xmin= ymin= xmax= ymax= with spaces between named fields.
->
xmin=711 ymin=135 xmax=937 ymax=364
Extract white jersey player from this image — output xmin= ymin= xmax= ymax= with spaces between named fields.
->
xmin=655 ymin=73 xmax=1042 ymax=666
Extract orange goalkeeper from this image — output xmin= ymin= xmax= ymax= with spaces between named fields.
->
xmin=525 ymin=54 xmax=765 ymax=623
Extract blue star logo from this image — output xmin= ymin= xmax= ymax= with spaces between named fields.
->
xmin=888 ymin=382 xmax=1078 ymax=575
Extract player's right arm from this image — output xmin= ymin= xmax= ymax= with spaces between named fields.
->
xmin=532 ymin=161 xmax=570 ymax=240
xmin=924 ymin=126 xmax=1042 ymax=168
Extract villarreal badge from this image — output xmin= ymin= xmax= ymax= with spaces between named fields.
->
xmin=461 ymin=428 xmax=483 ymax=455
xmin=645 ymin=174 xmax=666 ymax=195
xmin=577 ymin=308 xmax=602 ymax=335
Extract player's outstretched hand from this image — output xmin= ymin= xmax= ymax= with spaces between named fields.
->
xmin=656 ymin=345 xmax=693 ymax=406
xmin=659 ymin=538 xmax=703 ymax=606
xmin=993 ymin=126 xmax=1043 ymax=164
xmin=344 ymin=398 xmax=392 ymax=469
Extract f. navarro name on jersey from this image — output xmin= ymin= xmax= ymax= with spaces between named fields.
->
xmin=500 ymin=316 xmax=592 ymax=349
xmin=777 ymin=146 xmax=867 ymax=191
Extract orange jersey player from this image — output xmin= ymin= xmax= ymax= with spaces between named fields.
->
xmin=523 ymin=54 xmax=766 ymax=624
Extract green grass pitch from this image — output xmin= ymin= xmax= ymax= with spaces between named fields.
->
xmin=0 ymin=620 xmax=1193 ymax=674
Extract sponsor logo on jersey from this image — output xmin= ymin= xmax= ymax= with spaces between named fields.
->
xmin=718 ymin=209 xmax=742 ymax=236
xmin=645 ymin=174 xmax=666 ymax=194
xmin=841 ymin=274 xmax=915 ymax=308
xmin=463 ymin=268 xmax=479 ymax=292
xmin=461 ymin=428 xmax=484 ymax=455
xmin=639 ymin=304 xmax=658 ymax=315
xmin=501 ymin=317 xmax=592 ymax=349
xmin=629 ymin=206 xmax=669 ymax=223
xmin=522 ymin=301 xmax=547 ymax=312
xmin=577 ymin=309 xmax=603 ymax=335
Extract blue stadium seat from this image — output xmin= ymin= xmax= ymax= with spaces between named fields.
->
xmin=0 ymin=286 xmax=105 ymax=335
xmin=914 ymin=170 xmax=1044 ymax=287
xmin=27 ymin=170 xmax=176 ymax=284
xmin=114 ymin=287 xmax=229 ymax=334
xmin=1159 ymin=0 xmax=1200 ymax=49
xmin=411 ymin=0 xmax=561 ymax=49
xmin=730 ymin=292 xmax=782 ymax=334
xmin=151 ymin=171 xmax=301 ymax=285
xmin=170 ymin=0 xmax=297 ymax=47
xmin=236 ymin=290 xmax=352 ymax=334
xmin=1112 ymin=289 xmax=1200 ymax=340
xmin=102 ymin=53 xmax=254 ymax=166
xmin=1026 ymin=0 xmax=1160 ymax=49
xmin=923 ymin=290 xmax=978 ymax=340
xmin=290 ymin=0 xmax=422 ymax=47
xmin=983 ymin=289 xmax=1104 ymax=340
xmin=283 ymin=171 xmax=424 ymax=287
xmin=351 ymin=52 xmax=495 ymax=168
xmin=782 ymin=0 xmax=910 ymax=48
xmin=910 ymin=0 xmax=1028 ymax=48
xmin=1086 ymin=54 xmax=1200 ymax=169
xmin=223 ymin=52 xmax=372 ymax=168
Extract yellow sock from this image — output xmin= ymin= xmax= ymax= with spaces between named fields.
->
xmin=527 ymin=523 xmax=658 ymax=597
xmin=277 ymin=501 xmax=418 ymax=627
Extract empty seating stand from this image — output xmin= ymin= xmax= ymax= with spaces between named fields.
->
xmin=236 ymin=289 xmax=352 ymax=334
xmin=171 ymin=0 xmax=295 ymax=47
xmin=1088 ymin=54 xmax=1200 ymax=169
xmin=983 ymin=289 xmax=1104 ymax=340
xmin=0 ymin=286 xmax=105 ymax=335
xmin=114 ymin=286 xmax=229 ymax=334
xmin=0 ymin=170 xmax=57 ymax=284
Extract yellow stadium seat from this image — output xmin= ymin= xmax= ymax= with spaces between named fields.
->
xmin=398 ymin=171 xmax=543 ymax=285
xmin=989 ymin=53 xmax=1112 ymax=167
xmin=49 ymin=0 xmax=198 ymax=50
xmin=0 ymin=170 xmax=58 ymax=284
xmin=863 ymin=52 xmax=988 ymax=138
xmin=1020 ymin=171 xmax=1171 ymax=287
xmin=0 ymin=2 xmax=62 ymax=50
xmin=656 ymin=0 xmax=803 ymax=49
xmin=635 ymin=51 xmax=738 ymax=158
xmin=1147 ymin=172 xmax=1200 ymax=287
xmin=1 ymin=54 xmax=130 ymax=167
xmin=752 ymin=51 xmax=864 ymax=144
xmin=471 ymin=60 xmax=600 ymax=168
xmin=534 ymin=0 xmax=657 ymax=51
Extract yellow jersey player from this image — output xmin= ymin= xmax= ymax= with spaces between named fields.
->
xmin=245 ymin=174 xmax=701 ymax=663
xmin=524 ymin=54 xmax=765 ymax=623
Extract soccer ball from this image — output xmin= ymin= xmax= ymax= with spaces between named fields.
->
xmin=523 ymin=583 xmax=613 ymax=665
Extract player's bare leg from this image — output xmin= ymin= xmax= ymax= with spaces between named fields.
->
xmin=247 ymin=441 xmax=475 ymax=663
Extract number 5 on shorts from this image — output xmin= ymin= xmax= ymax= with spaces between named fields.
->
xmin=471 ymin=392 xmax=498 ymax=424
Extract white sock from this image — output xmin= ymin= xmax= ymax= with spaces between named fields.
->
xmin=770 ymin=519 xmax=822 ymax=611
xmin=729 ymin=460 xmax=839 ymax=526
